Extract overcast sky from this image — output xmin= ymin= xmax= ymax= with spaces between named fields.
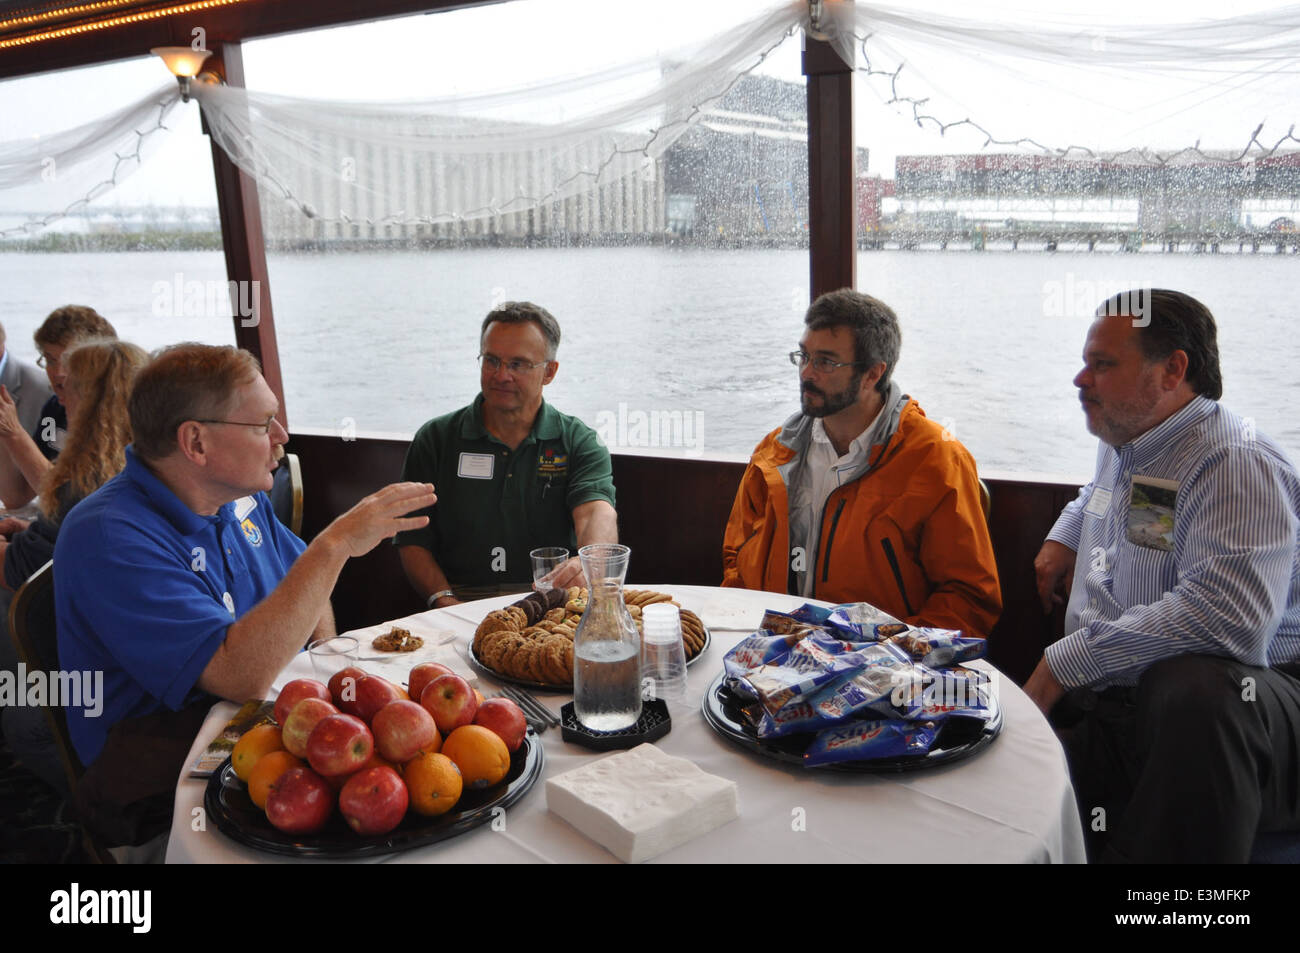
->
xmin=3 ymin=0 xmax=1299 ymax=208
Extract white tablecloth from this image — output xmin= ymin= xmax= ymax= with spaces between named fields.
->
xmin=166 ymin=585 xmax=1087 ymax=864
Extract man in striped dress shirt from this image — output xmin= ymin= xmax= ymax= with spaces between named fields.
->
xmin=1027 ymin=288 xmax=1300 ymax=863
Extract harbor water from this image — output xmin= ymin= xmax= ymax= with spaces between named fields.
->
xmin=3 ymin=245 xmax=1298 ymax=483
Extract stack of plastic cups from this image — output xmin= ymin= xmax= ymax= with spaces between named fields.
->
xmin=641 ymin=603 xmax=688 ymax=705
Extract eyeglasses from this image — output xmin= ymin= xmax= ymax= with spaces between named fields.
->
xmin=789 ymin=350 xmax=867 ymax=373
xmin=36 ymin=352 xmax=61 ymax=369
xmin=479 ymin=353 xmax=549 ymax=375
xmin=194 ymin=416 xmax=279 ymax=435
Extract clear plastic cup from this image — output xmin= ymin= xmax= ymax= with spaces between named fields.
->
xmin=308 ymin=635 xmax=359 ymax=680
xmin=530 ymin=546 xmax=569 ymax=591
xmin=640 ymin=603 xmax=687 ymax=703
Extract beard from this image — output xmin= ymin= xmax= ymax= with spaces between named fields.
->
xmin=1082 ymin=367 xmax=1163 ymax=447
xmin=801 ymin=372 xmax=863 ymax=418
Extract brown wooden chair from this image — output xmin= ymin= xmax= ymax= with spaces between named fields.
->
xmin=271 ymin=451 xmax=304 ymax=536
xmin=7 ymin=560 xmax=115 ymax=863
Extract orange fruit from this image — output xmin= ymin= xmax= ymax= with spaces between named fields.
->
xmin=474 ymin=689 xmax=485 ymax=705
xmin=403 ymin=752 xmax=463 ymax=816
xmin=441 ymin=725 xmax=510 ymax=789
xmin=247 ymin=750 xmax=303 ymax=809
xmin=231 ymin=723 xmax=285 ymax=781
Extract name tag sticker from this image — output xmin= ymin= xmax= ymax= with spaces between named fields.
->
xmin=1084 ymin=486 xmax=1112 ymax=519
xmin=458 ymin=452 xmax=495 ymax=480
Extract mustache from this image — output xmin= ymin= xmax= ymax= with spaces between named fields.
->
xmin=801 ymin=382 xmax=824 ymax=397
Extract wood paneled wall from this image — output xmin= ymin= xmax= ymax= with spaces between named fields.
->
xmin=291 ymin=431 xmax=1078 ymax=686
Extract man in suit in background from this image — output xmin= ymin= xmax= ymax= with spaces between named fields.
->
xmin=0 ymin=319 xmax=53 ymax=507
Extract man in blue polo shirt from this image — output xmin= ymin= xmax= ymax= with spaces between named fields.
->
xmin=56 ymin=344 xmax=435 ymax=767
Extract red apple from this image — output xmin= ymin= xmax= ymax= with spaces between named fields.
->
xmin=407 ymin=662 xmax=456 ymax=707
xmin=281 ymin=697 xmax=339 ymax=758
xmin=339 ymin=766 xmax=409 ymax=836
xmin=329 ymin=666 xmax=368 ymax=715
xmin=419 ymin=674 xmax=478 ymax=735
xmin=473 ymin=697 xmax=528 ymax=753
xmin=372 ymin=700 xmax=440 ymax=763
xmin=354 ymin=675 xmax=404 ymax=725
xmin=265 ymin=766 xmax=334 ymax=834
xmin=323 ymin=752 xmax=397 ymax=792
xmin=306 ymin=713 xmax=374 ymax=777
xmin=274 ymin=678 xmax=331 ymax=726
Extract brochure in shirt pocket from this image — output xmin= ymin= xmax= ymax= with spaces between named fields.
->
xmin=1127 ymin=475 xmax=1178 ymax=552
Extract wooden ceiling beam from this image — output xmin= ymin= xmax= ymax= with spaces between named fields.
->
xmin=0 ymin=0 xmax=503 ymax=80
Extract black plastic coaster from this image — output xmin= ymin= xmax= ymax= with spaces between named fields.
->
xmin=560 ymin=699 xmax=671 ymax=750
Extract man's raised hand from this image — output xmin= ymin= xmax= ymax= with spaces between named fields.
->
xmin=323 ymin=482 xmax=436 ymax=558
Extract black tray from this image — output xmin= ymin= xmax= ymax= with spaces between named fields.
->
xmin=468 ymin=622 xmax=711 ymax=693
xmin=701 ymin=671 xmax=1001 ymax=772
xmin=560 ymin=698 xmax=671 ymax=750
xmin=204 ymin=729 xmax=544 ymax=858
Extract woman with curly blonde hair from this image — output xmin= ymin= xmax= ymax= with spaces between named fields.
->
xmin=0 ymin=338 xmax=149 ymax=585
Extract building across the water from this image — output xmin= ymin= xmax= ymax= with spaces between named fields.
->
xmin=259 ymin=74 xmax=864 ymax=248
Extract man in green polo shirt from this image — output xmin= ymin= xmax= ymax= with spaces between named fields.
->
xmin=395 ymin=301 xmax=618 ymax=608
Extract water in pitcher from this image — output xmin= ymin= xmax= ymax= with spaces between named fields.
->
xmin=573 ymin=639 xmax=642 ymax=731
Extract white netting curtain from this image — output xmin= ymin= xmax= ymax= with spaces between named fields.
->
xmin=824 ymin=1 xmax=1300 ymax=165
xmin=193 ymin=3 xmax=799 ymax=229
xmin=0 ymin=82 xmax=182 ymax=237
xmin=3 ymin=0 xmax=1300 ymax=237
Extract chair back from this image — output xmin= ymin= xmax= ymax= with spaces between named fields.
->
xmin=271 ymin=451 xmax=304 ymax=536
xmin=8 ymin=560 xmax=119 ymax=862
xmin=978 ymin=478 xmax=992 ymax=523
xmin=7 ymin=560 xmax=83 ymax=791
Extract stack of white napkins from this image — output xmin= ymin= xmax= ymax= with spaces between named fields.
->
xmin=546 ymin=743 xmax=739 ymax=863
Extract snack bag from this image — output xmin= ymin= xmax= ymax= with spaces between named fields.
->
xmin=807 ymin=643 xmax=922 ymax=722
xmin=740 ymin=635 xmax=878 ymax=715
xmin=803 ymin=719 xmax=940 ymax=766
xmin=757 ymin=609 xmax=827 ymax=638
xmin=723 ymin=630 xmax=804 ymax=679
xmin=825 ymin=602 xmax=910 ymax=642
xmin=751 ymin=699 xmax=845 ymax=739
xmin=887 ymin=628 xmax=986 ymax=668
xmin=914 ymin=665 xmax=994 ymax=721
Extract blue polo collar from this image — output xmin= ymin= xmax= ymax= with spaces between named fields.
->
xmin=122 ymin=446 xmax=239 ymax=536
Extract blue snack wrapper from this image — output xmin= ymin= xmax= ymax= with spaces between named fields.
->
xmin=804 ymin=719 xmax=941 ymax=766
xmin=887 ymin=628 xmax=986 ymax=668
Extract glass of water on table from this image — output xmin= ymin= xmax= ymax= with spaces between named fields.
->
xmin=530 ymin=547 xmax=569 ymax=591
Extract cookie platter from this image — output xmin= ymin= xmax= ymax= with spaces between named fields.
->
xmin=470 ymin=587 xmax=710 ymax=691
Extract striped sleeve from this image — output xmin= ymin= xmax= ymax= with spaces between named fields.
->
xmin=1046 ymin=447 xmax=1297 ymax=687
xmin=1045 ymin=482 xmax=1091 ymax=552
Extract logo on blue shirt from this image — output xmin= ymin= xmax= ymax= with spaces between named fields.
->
xmin=240 ymin=517 xmax=263 ymax=547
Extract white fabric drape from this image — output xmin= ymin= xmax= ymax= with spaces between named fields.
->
xmin=3 ymin=0 xmax=1300 ymax=237
xmin=192 ymin=3 xmax=800 ymax=229
xmin=0 ymin=82 xmax=180 ymax=237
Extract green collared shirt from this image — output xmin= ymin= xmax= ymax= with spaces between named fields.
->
xmin=394 ymin=395 xmax=615 ymax=586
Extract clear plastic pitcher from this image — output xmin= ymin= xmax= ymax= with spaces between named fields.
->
xmin=573 ymin=543 xmax=642 ymax=731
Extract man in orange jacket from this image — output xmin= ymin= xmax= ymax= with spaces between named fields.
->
xmin=721 ymin=289 xmax=1001 ymax=638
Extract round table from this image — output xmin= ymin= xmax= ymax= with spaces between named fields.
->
xmin=166 ymin=585 xmax=1087 ymax=863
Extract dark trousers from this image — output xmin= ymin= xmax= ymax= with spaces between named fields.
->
xmin=1054 ymin=655 xmax=1300 ymax=863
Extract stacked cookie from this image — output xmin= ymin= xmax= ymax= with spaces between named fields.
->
xmin=472 ymin=587 xmax=707 ymax=686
